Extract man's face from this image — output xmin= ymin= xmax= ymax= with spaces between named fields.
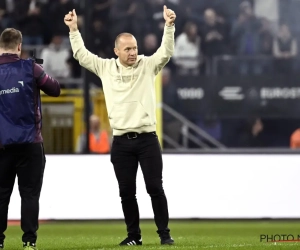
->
xmin=280 ymin=25 xmax=290 ymax=38
xmin=244 ymin=6 xmax=252 ymax=16
xmin=189 ymin=24 xmax=197 ymax=36
xmin=144 ymin=34 xmax=157 ymax=51
xmin=53 ymin=36 xmax=62 ymax=44
xmin=90 ymin=116 xmax=100 ymax=132
xmin=204 ymin=10 xmax=216 ymax=26
xmin=162 ymin=73 xmax=170 ymax=85
xmin=114 ymin=36 xmax=138 ymax=67
xmin=93 ymin=20 xmax=103 ymax=31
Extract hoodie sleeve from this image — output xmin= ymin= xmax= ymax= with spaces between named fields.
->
xmin=69 ymin=30 xmax=106 ymax=77
xmin=147 ymin=25 xmax=175 ymax=75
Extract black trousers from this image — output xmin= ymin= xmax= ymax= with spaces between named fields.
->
xmin=0 ymin=143 xmax=45 ymax=244
xmin=111 ymin=132 xmax=170 ymax=238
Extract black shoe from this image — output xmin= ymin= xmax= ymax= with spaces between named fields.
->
xmin=0 ymin=242 xmax=3 ymax=249
xmin=119 ymin=237 xmax=142 ymax=246
xmin=160 ymin=233 xmax=174 ymax=245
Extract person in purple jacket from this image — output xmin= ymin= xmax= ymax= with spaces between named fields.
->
xmin=0 ymin=28 xmax=60 ymax=250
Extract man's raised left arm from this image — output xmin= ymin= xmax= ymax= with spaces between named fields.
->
xmin=149 ymin=5 xmax=176 ymax=75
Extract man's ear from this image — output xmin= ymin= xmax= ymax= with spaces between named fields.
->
xmin=18 ymin=43 xmax=22 ymax=52
xmin=114 ymin=48 xmax=119 ymax=57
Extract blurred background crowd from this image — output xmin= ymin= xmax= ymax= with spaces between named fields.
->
xmin=2 ymin=0 xmax=300 ymax=152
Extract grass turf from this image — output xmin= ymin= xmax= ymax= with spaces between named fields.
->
xmin=3 ymin=220 xmax=300 ymax=249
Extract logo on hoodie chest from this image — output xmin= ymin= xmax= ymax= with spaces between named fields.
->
xmin=115 ymin=75 xmax=137 ymax=84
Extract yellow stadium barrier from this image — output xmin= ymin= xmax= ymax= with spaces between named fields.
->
xmin=40 ymin=76 xmax=163 ymax=153
xmin=40 ymin=89 xmax=110 ymax=153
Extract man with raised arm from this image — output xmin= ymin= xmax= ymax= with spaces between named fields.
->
xmin=64 ymin=6 xmax=176 ymax=246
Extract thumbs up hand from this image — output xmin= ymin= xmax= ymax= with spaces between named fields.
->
xmin=64 ymin=9 xmax=78 ymax=32
xmin=163 ymin=5 xmax=176 ymax=26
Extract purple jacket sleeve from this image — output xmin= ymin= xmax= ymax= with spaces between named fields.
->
xmin=34 ymin=63 xmax=61 ymax=97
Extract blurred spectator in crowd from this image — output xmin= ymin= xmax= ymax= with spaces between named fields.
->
xmin=0 ymin=0 xmax=12 ymax=32
xmin=184 ymin=0 xmax=207 ymax=25
xmin=258 ymin=17 xmax=274 ymax=73
xmin=279 ymin=0 xmax=300 ymax=37
xmin=66 ymin=52 xmax=82 ymax=79
xmin=83 ymin=18 xmax=112 ymax=88
xmin=220 ymin=0 xmax=255 ymax=24
xmin=109 ymin=0 xmax=148 ymax=45
xmin=14 ymin=0 xmax=44 ymax=45
xmin=76 ymin=114 xmax=110 ymax=154
xmin=173 ymin=21 xmax=203 ymax=75
xmin=184 ymin=0 xmax=246 ymax=28
xmin=49 ymin=0 xmax=82 ymax=45
xmin=259 ymin=18 xmax=273 ymax=55
xmin=139 ymin=33 xmax=158 ymax=56
xmin=146 ymin=0 xmax=182 ymax=38
xmin=88 ymin=19 xmax=111 ymax=58
xmin=237 ymin=118 xmax=267 ymax=147
xmin=91 ymin=0 xmax=113 ymax=23
xmin=253 ymin=0 xmax=279 ymax=34
xmin=40 ymin=35 xmax=71 ymax=79
xmin=231 ymin=1 xmax=262 ymax=75
xmin=201 ymin=8 xmax=227 ymax=58
xmin=162 ymin=67 xmax=182 ymax=148
xmin=140 ymin=32 xmax=176 ymax=72
xmin=273 ymin=23 xmax=297 ymax=75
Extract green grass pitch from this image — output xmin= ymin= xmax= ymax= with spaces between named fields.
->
xmin=3 ymin=220 xmax=300 ymax=249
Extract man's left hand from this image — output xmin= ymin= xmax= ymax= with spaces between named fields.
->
xmin=163 ymin=5 xmax=176 ymax=26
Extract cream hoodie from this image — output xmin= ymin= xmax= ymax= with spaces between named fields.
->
xmin=69 ymin=25 xmax=175 ymax=135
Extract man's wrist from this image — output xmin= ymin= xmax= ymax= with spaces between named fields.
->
xmin=165 ymin=22 xmax=174 ymax=27
xmin=70 ymin=26 xmax=78 ymax=32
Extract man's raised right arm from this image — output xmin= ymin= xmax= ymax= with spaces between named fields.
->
xmin=65 ymin=9 xmax=105 ymax=76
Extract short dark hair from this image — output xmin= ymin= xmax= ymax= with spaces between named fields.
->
xmin=0 ymin=28 xmax=22 ymax=50
xmin=115 ymin=32 xmax=134 ymax=48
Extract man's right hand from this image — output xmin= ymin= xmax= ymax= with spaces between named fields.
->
xmin=64 ymin=9 xmax=78 ymax=32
